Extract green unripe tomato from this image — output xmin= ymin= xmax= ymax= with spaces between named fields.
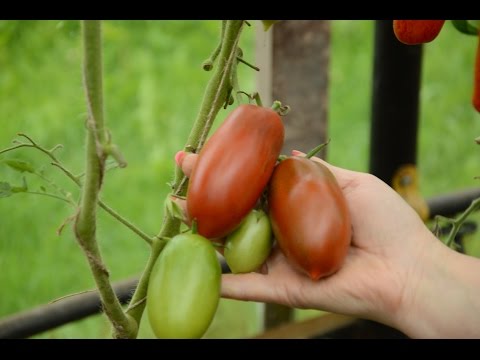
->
xmin=147 ymin=233 xmax=221 ymax=338
xmin=224 ymin=209 xmax=273 ymax=273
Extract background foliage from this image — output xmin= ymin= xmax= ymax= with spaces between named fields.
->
xmin=1 ymin=20 xmax=479 ymax=338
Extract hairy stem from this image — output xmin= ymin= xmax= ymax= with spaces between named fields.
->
xmin=173 ymin=20 xmax=244 ymax=195
xmin=74 ymin=20 xmax=135 ymax=339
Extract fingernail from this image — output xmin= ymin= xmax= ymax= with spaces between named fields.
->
xmin=291 ymin=150 xmax=302 ymax=156
xmin=175 ymin=151 xmax=186 ymax=166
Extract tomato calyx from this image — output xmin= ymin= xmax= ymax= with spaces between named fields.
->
xmin=271 ymin=100 xmax=290 ymax=116
xmin=165 ymin=196 xmax=188 ymax=223
xmin=276 ymin=139 xmax=331 ymax=165
xmin=305 ymin=139 xmax=331 ymax=159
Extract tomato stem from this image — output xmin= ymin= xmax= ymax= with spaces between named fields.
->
xmin=202 ymin=20 xmax=226 ymax=71
xmin=173 ymin=20 xmax=244 ymax=194
xmin=237 ymin=56 xmax=260 ymax=71
xmin=191 ymin=219 xmax=198 ymax=235
xmin=231 ymin=49 xmax=242 ymax=105
xmin=75 ymin=20 xmax=137 ymax=339
xmin=305 ymin=139 xmax=331 ymax=159
xmin=435 ymin=197 xmax=480 ymax=249
xmin=252 ymin=92 xmax=263 ymax=107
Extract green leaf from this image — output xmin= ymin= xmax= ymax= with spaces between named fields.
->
xmin=40 ymin=186 xmax=47 ymax=192
xmin=0 ymin=182 xmax=12 ymax=198
xmin=4 ymin=159 xmax=35 ymax=173
xmin=451 ymin=20 xmax=478 ymax=36
xmin=11 ymin=176 xmax=28 ymax=193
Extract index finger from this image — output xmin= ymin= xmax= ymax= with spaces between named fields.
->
xmin=175 ymin=151 xmax=198 ymax=178
xmin=291 ymin=150 xmax=360 ymax=189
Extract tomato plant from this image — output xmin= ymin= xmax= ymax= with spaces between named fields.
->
xmin=187 ymin=104 xmax=285 ymax=239
xmin=146 ymin=233 xmax=221 ymax=338
xmin=224 ymin=209 xmax=273 ymax=273
xmin=393 ymin=20 xmax=445 ymax=45
xmin=268 ymin=156 xmax=352 ymax=280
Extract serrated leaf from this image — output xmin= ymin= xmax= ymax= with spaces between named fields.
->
xmin=451 ymin=20 xmax=478 ymax=36
xmin=0 ymin=182 xmax=12 ymax=198
xmin=4 ymin=159 xmax=35 ymax=173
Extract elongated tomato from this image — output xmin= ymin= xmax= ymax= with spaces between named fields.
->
xmin=187 ymin=104 xmax=285 ymax=239
xmin=268 ymin=157 xmax=351 ymax=280
xmin=147 ymin=234 xmax=221 ymax=338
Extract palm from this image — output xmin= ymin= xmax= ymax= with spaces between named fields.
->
xmin=221 ymin=170 xmax=428 ymax=322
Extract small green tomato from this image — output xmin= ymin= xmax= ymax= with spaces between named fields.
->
xmin=224 ymin=209 xmax=273 ymax=273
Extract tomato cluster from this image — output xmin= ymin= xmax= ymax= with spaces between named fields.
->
xmin=146 ymin=103 xmax=352 ymax=338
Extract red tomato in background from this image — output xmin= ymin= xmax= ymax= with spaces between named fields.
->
xmin=187 ymin=104 xmax=285 ymax=239
xmin=393 ymin=20 xmax=445 ymax=45
xmin=268 ymin=157 xmax=352 ymax=280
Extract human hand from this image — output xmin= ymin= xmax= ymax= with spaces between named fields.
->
xmin=172 ymin=150 xmax=457 ymax=337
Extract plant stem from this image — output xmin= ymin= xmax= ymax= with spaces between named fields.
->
xmin=125 ymin=237 xmax=166 ymax=321
xmin=173 ymin=20 xmax=244 ymax=195
xmin=74 ymin=20 xmax=135 ymax=339
xmin=98 ymin=201 xmax=152 ymax=245
xmin=436 ymin=197 xmax=480 ymax=248
xmin=237 ymin=56 xmax=260 ymax=71
xmin=126 ymin=20 xmax=245 ymax=333
xmin=202 ymin=20 xmax=226 ymax=71
xmin=24 ymin=191 xmax=74 ymax=204
xmin=1 ymin=135 xmax=153 ymax=246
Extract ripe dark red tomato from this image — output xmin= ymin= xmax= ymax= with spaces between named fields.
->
xmin=393 ymin=20 xmax=445 ymax=45
xmin=268 ymin=157 xmax=351 ymax=280
xmin=187 ymin=104 xmax=285 ymax=239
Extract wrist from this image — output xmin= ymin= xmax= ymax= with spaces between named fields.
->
xmin=394 ymin=230 xmax=480 ymax=338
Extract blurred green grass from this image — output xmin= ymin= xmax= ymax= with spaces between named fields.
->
xmin=1 ymin=20 xmax=479 ymax=338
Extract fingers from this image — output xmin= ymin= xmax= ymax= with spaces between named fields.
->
xmin=221 ymin=273 xmax=275 ymax=303
xmin=291 ymin=150 xmax=359 ymax=189
xmin=174 ymin=150 xmax=198 ymax=178
xmin=176 ymin=149 xmax=362 ymax=189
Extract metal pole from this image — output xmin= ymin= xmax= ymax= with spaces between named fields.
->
xmin=369 ymin=20 xmax=423 ymax=183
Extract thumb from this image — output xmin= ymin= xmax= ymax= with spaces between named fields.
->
xmin=174 ymin=151 xmax=198 ymax=178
